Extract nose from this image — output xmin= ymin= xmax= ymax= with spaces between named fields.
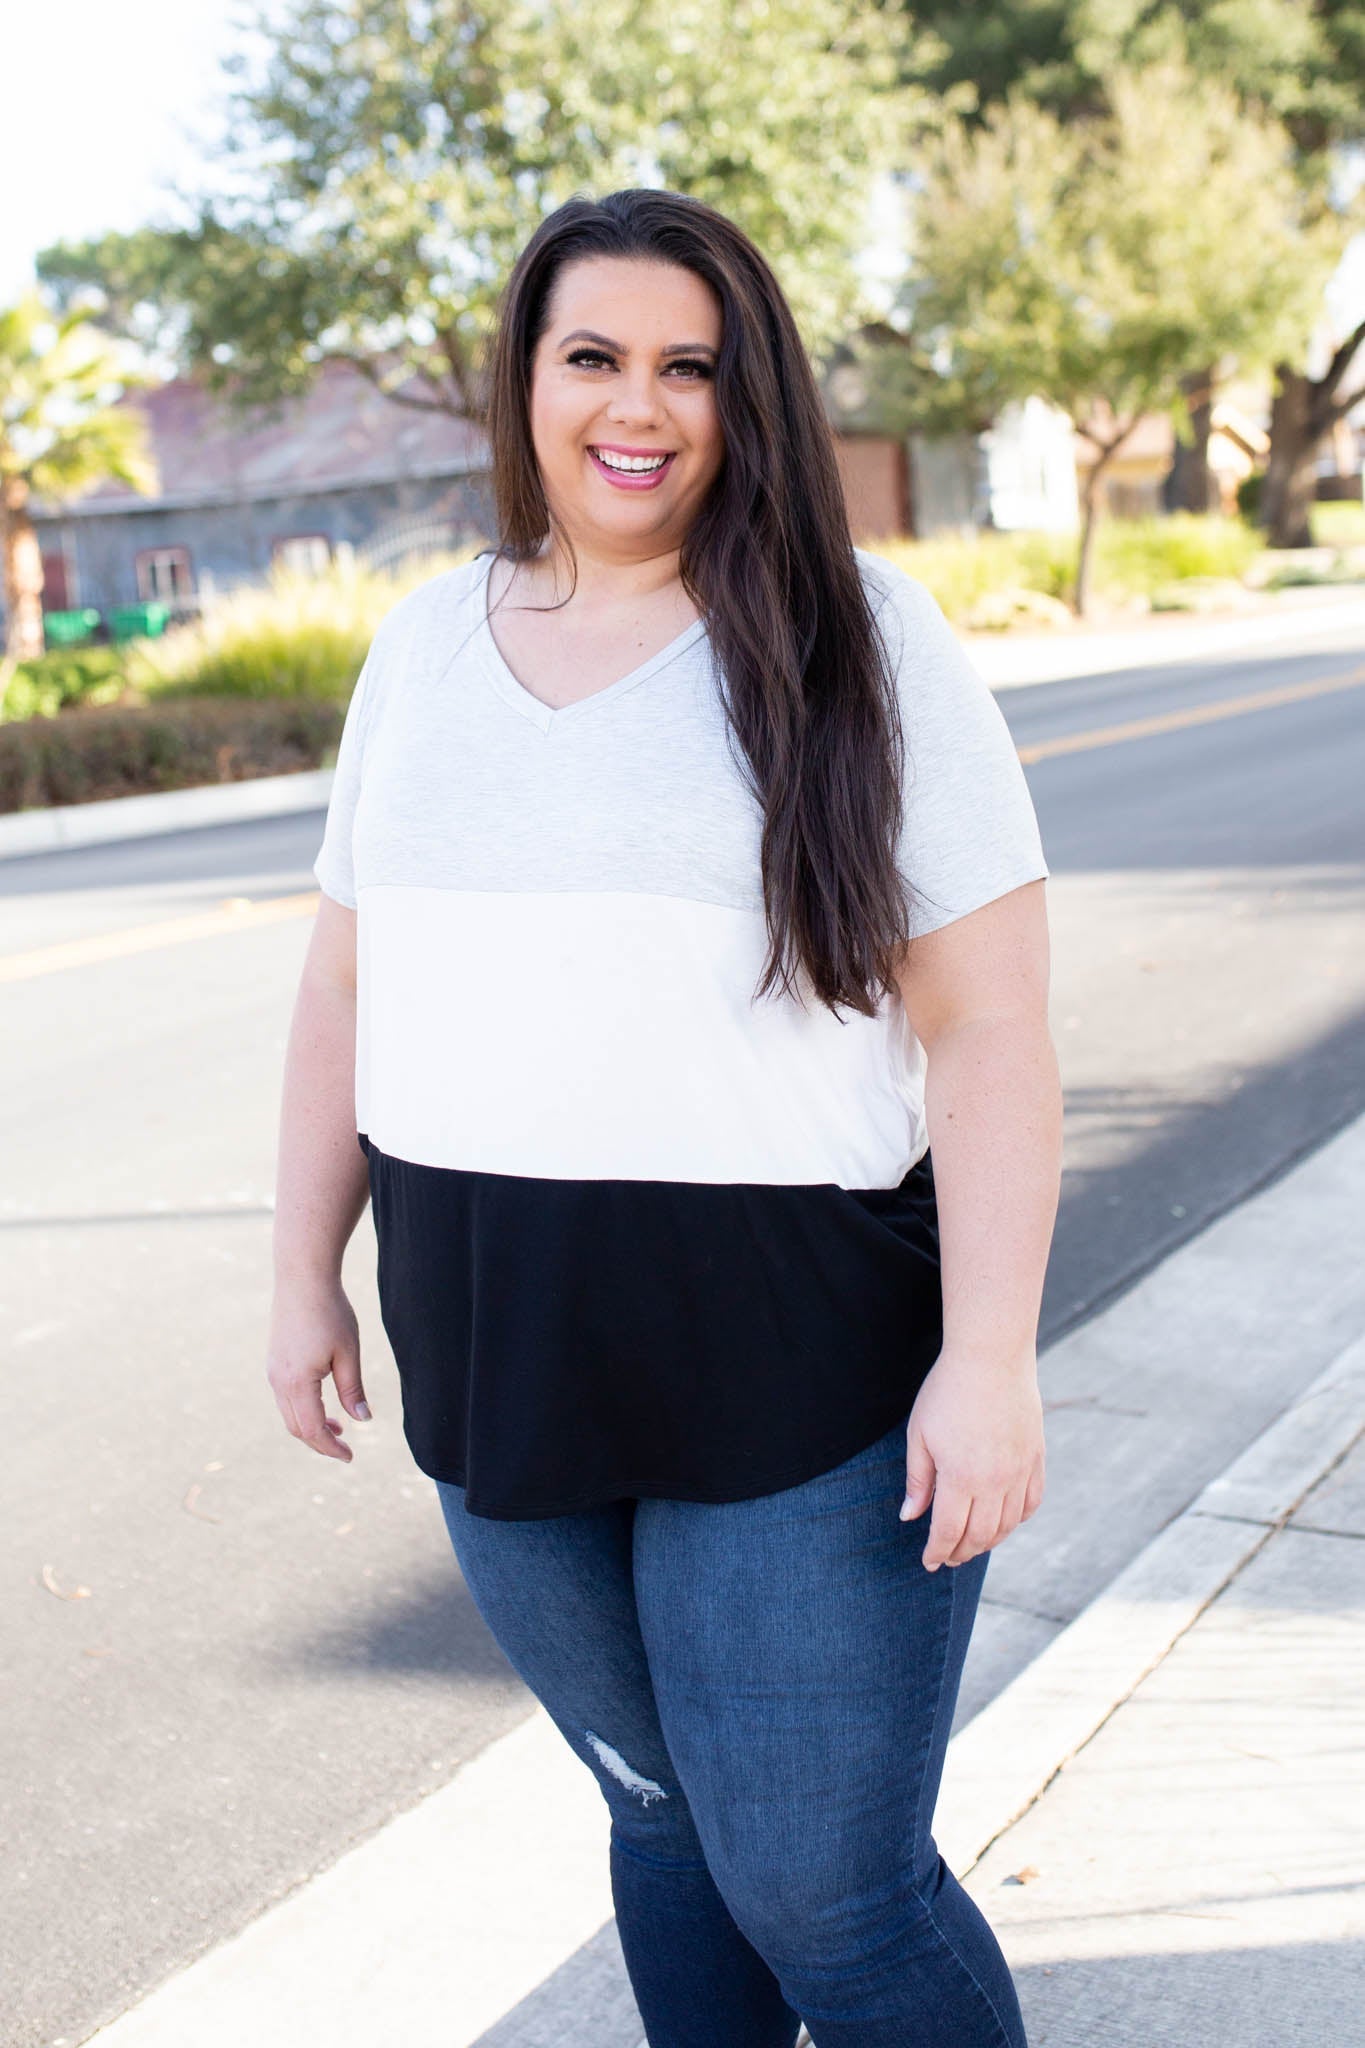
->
xmin=604 ymin=365 xmax=667 ymax=427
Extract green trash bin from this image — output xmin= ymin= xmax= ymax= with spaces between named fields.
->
xmin=44 ymin=607 xmax=101 ymax=647
xmin=107 ymin=602 xmax=171 ymax=643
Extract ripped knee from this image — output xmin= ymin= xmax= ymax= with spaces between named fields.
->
xmin=584 ymin=1729 xmax=669 ymax=1806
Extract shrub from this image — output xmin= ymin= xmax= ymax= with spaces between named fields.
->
xmin=1309 ymin=501 xmax=1365 ymax=548
xmin=1 ymin=644 xmax=134 ymax=721
xmin=1095 ymin=513 xmax=1261 ymax=588
xmin=867 ymin=530 xmax=1076 ymax=622
xmin=134 ymin=547 xmax=483 ymax=703
xmin=868 ymin=514 xmax=1263 ymax=621
xmin=0 ymin=696 xmax=344 ymax=813
xmin=1236 ymin=472 xmax=1263 ymax=521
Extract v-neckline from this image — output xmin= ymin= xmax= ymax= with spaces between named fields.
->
xmin=474 ymin=551 xmax=709 ymax=735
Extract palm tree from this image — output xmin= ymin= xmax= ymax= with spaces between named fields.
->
xmin=0 ymin=293 xmax=155 ymax=661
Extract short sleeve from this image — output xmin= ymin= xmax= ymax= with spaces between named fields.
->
xmin=863 ymin=555 xmax=1050 ymax=940
xmin=312 ymin=648 xmax=378 ymax=909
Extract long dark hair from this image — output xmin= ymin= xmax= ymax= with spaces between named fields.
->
xmin=484 ymin=188 xmax=915 ymax=1020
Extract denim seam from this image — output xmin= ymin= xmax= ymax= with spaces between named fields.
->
xmin=911 ymin=1559 xmax=1018 ymax=2048
xmin=909 ymin=1551 xmax=956 ymax=1855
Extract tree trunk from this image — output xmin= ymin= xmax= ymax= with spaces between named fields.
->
xmin=2 ymin=477 xmax=46 ymax=662
xmin=1073 ymin=464 xmax=1105 ymax=617
xmin=1163 ymin=367 xmax=1216 ymax=514
xmin=1260 ymin=367 xmax=1324 ymax=549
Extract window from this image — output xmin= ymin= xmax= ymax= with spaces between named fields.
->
xmin=272 ymin=534 xmax=332 ymax=576
xmin=136 ymin=547 xmax=194 ymax=602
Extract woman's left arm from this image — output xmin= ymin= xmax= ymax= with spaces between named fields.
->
xmin=892 ymin=876 xmax=1063 ymax=1571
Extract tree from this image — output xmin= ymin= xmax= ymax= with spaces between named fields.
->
xmin=891 ymin=0 xmax=1365 ymax=538
xmin=1259 ymin=254 xmax=1365 ymax=545
xmin=40 ymin=0 xmax=922 ymax=423
xmin=870 ymin=63 xmax=1333 ymax=611
xmin=897 ymin=0 xmax=1348 ymax=137
xmin=0 ymin=296 xmax=155 ymax=662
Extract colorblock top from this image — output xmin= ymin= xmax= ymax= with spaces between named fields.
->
xmin=313 ymin=546 xmax=1049 ymax=1517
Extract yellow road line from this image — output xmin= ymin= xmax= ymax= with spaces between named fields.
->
xmin=1016 ymin=664 xmax=1365 ymax=765
xmin=0 ymin=890 xmax=321 ymax=984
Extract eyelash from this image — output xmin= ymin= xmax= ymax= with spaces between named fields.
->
xmin=565 ymin=348 xmax=714 ymax=380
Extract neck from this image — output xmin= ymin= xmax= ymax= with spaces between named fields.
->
xmin=535 ymin=529 xmax=684 ymax=607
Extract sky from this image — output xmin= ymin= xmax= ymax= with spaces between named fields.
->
xmin=0 ymin=1 xmax=242 ymax=301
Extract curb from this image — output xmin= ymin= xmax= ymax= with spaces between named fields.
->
xmin=84 ymin=1708 xmax=616 ymax=2048
xmin=935 ymin=1327 xmax=1365 ymax=1877
xmin=970 ymin=587 xmax=1365 ymax=689
xmin=0 ymin=767 xmax=334 ymax=863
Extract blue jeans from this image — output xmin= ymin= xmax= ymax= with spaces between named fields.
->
xmin=434 ymin=1417 xmax=1027 ymax=2047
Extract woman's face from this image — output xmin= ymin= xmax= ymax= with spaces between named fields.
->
xmin=528 ymin=255 xmax=725 ymax=559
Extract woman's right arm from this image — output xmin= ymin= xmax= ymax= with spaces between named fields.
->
xmin=266 ymin=893 xmax=374 ymax=1464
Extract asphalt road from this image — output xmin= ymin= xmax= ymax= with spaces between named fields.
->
xmin=4 ymin=621 xmax=1364 ymax=2047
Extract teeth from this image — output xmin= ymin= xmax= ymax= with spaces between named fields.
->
xmin=592 ymin=449 xmax=670 ymax=472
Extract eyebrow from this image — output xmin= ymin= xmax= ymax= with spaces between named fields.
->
xmin=556 ymin=328 xmax=718 ymax=358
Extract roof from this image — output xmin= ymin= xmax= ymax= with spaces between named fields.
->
xmin=1209 ymin=402 xmax=1270 ymax=458
xmin=49 ymin=357 xmax=489 ymax=519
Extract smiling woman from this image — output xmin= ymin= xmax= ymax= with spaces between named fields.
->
xmin=271 ymin=187 xmax=1059 ymax=2048
xmin=479 ymin=257 xmax=726 ymax=711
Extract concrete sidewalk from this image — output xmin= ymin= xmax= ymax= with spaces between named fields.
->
xmin=952 ymin=1350 xmax=1365 ymax=2047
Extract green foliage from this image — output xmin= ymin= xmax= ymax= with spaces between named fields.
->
xmin=0 ymin=696 xmax=344 ymax=814
xmin=40 ymin=0 xmax=926 ymax=415
xmin=898 ymin=2 xmax=1365 ymax=152
xmin=0 ymin=644 xmax=132 ymax=722
xmin=1091 ymin=513 xmax=1263 ymax=589
xmin=869 ymin=530 xmax=1076 ymax=621
xmin=870 ymin=515 xmax=1266 ymax=622
xmin=2 ymin=551 xmax=488 ymax=725
xmin=133 ymin=549 xmax=485 ymax=702
xmin=866 ymin=55 xmax=1343 ymax=608
xmin=880 ymin=61 xmax=1338 ymax=445
xmin=0 ymin=293 xmax=155 ymax=501
xmin=1309 ymin=500 xmax=1365 ymax=547
xmin=1236 ymin=471 xmax=1264 ymax=520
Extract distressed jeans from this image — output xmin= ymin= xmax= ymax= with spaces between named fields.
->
xmin=433 ymin=1417 xmax=1027 ymax=2048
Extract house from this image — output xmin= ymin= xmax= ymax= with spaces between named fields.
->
xmin=1316 ymin=409 xmax=1365 ymax=502
xmin=821 ymin=347 xmax=1080 ymax=538
xmin=924 ymin=397 xmax=1080 ymax=536
xmin=1071 ymin=396 xmax=1272 ymax=519
xmin=30 ymin=358 xmax=493 ymax=619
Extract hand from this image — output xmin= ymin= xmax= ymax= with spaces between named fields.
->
xmin=266 ymin=1276 xmax=370 ymax=1463
xmin=900 ymin=1347 xmax=1045 ymax=1570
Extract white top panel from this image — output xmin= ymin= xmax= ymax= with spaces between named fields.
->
xmin=358 ymin=886 xmax=926 ymax=1185
xmin=316 ymin=548 xmax=1050 ymax=1187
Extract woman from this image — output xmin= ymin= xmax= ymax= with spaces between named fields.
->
xmin=269 ymin=188 xmax=1062 ymax=2047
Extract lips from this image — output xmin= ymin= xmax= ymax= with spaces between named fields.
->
xmin=586 ymin=446 xmax=677 ymax=490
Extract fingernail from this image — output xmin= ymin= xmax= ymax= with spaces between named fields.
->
xmin=899 ymin=1498 xmax=913 ymax=1521
xmin=355 ymin=1400 xmax=372 ymax=1420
